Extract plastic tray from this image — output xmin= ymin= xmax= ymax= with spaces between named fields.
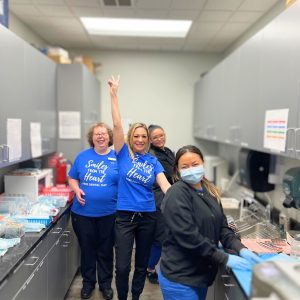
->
xmin=14 ymin=215 xmax=53 ymax=227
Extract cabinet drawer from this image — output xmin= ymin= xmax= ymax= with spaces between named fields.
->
xmin=0 ymin=238 xmax=48 ymax=299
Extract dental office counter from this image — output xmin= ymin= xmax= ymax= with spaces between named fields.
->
xmin=0 ymin=204 xmax=80 ymax=300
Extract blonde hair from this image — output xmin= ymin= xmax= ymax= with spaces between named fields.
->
xmin=174 ymin=145 xmax=221 ymax=203
xmin=87 ymin=122 xmax=113 ymax=147
xmin=126 ymin=122 xmax=150 ymax=160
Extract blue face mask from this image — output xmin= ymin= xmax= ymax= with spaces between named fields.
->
xmin=180 ymin=165 xmax=204 ymax=185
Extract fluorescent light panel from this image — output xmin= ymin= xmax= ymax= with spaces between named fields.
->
xmin=81 ymin=17 xmax=192 ymax=38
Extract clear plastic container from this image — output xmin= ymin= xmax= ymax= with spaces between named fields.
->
xmin=290 ymin=233 xmax=300 ymax=260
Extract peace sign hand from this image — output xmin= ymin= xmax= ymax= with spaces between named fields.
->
xmin=108 ymin=75 xmax=120 ymax=98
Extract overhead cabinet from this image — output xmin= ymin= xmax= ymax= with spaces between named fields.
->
xmin=57 ymin=64 xmax=100 ymax=162
xmin=193 ymin=2 xmax=300 ymax=158
xmin=0 ymin=26 xmax=57 ymax=167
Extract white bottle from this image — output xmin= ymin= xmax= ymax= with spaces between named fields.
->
xmin=290 ymin=234 xmax=300 ymax=260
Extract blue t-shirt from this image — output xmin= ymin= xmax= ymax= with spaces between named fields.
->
xmin=69 ymin=148 xmax=118 ymax=217
xmin=117 ymin=144 xmax=164 ymax=212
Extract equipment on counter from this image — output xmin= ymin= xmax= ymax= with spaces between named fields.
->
xmin=251 ymin=260 xmax=300 ymax=300
xmin=282 ymin=167 xmax=300 ymax=209
xmin=239 ymin=149 xmax=275 ymax=192
xmin=204 ymin=155 xmax=228 ymax=189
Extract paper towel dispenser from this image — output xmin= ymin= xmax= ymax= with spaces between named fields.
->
xmin=239 ymin=148 xmax=275 ymax=192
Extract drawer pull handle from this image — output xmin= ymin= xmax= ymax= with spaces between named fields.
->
xmin=25 ymin=256 xmax=39 ymax=266
xmin=52 ymin=227 xmax=62 ymax=234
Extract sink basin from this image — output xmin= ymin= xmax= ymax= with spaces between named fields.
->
xmin=237 ymin=222 xmax=280 ymax=239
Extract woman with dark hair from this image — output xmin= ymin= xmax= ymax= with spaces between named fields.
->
xmin=158 ymin=145 xmax=262 ymax=300
xmin=108 ymin=76 xmax=171 ymax=300
xmin=68 ymin=122 xmax=118 ymax=300
xmin=146 ymin=124 xmax=175 ymax=284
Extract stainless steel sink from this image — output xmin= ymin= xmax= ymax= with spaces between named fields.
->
xmin=237 ymin=221 xmax=280 ymax=239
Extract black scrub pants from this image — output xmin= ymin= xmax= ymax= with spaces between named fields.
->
xmin=71 ymin=212 xmax=115 ymax=290
xmin=115 ymin=211 xmax=156 ymax=300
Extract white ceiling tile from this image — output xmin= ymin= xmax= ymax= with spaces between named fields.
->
xmin=160 ymin=38 xmax=186 ymax=49
xmin=18 ymin=15 xmax=53 ymax=27
xmin=32 ymin=0 xmax=65 ymax=4
xmin=10 ymin=0 xmax=33 ymax=4
xmin=65 ymin=0 xmax=100 ymax=7
xmin=9 ymin=0 xmax=286 ymax=53
xmin=239 ymin=0 xmax=279 ymax=11
xmin=168 ymin=10 xmax=200 ymax=20
xmin=183 ymin=43 xmax=206 ymax=51
xmin=171 ymin=0 xmax=206 ymax=10
xmin=222 ymin=22 xmax=252 ymax=33
xmin=102 ymin=7 xmax=135 ymax=17
xmin=37 ymin=5 xmax=74 ymax=17
xmin=138 ymin=43 xmax=161 ymax=51
xmin=193 ymin=22 xmax=224 ymax=34
xmin=136 ymin=0 xmax=172 ymax=10
xmin=230 ymin=11 xmax=263 ymax=22
xmin=90 ymin=36 xmax=114 ymax=47
xmin=10 ymin=4 xmax=41 ymax=16
xmin=199 ymin=10 xmax=233 ymax=22
xmin=188 ymin=26 xmax=218 ymax=40
xmin=110 ymin=36 xmax=139 ymax=44
xmin=135 ymin=10 xmax=169 ymax=19
xmin=49 ymin=19 xmax=87 ymax=35
xmin=71 ymin=7 xmax=104 ymax=17
xmin=205 ymin=0 xmax=244 ymax=11
xmin=113 ymin=43 xmax=139 ymax=50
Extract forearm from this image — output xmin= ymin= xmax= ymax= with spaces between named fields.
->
xmin=111 ymin=94 xmax=122 ymax=129
xmin=68 ymin=177 xmax=80 ymax=193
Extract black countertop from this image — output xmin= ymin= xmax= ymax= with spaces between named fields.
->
xmin=0 ymin=204 xmax=71 ymax=284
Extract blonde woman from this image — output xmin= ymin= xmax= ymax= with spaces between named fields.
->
xmin=159 ymin=145 xmax=261 ymax=300
xmin=108 ymin=76 xmax=170 ymax=300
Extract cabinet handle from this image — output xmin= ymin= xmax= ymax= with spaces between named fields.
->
xmin=2 ymin=144 xmax=9 ymax=162
xmin=224 ymin=283 xmax=235 ymax=287
xmin=0 ymin=145 xmax=3 ymax=163
xmin=25 ymin=256 xmax=39 ymax=266
xmin=52 ymin=227 xmax=62 ymax=234
xmin=294 ymin=128 xmax=300 ymax=157
xmin=285 ymin=128 xmax=296 ymax=154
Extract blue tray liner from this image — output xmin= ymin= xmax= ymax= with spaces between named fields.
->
xmin=231 ymin=253 xmax=295 ymax=297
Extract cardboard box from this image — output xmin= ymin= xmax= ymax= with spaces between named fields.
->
xmin=73 ymin=56 xmax=95 ymax=73
xmin=48 ymin=54 xmax=71 ymax=64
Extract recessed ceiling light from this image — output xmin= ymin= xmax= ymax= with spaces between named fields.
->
xmin=80 ymin=17 xmax=192 ymax=38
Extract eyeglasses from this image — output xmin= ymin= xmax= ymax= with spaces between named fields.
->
xmin=93 ymin=133 xmax=108 ymax=137
xmin=152 ymin=134 xmax=165 ymax=141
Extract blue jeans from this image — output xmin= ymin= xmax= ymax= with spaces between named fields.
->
xmin=158 ymin=269 xmax=207 ymax=300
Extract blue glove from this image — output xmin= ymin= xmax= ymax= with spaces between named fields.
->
xmin=226 ymin=254 xmax=252 ymax=270
xmin=239 ymin=248 xmax=262 ymax=265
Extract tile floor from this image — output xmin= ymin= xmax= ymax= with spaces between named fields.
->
xmin=65 ymin=268 xmax=163 ymax=300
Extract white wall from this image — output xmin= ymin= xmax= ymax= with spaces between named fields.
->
xmin=9 ymin=12 xmax=47 ymax=48
xmin=71 ymin=50 xmax=221 ymax=152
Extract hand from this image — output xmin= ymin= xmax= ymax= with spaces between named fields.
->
xmin=239 ymin=248 xmax=262 ymax=265
xmin=108 ymin=75 xmax=120 ymax=98
xmin=226 ymin=254 xmax=252 ymax=271
xmin=75 ymin=189 xmax=85 ymax=206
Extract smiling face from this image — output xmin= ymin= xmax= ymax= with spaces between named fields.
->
xmin=131 ymin=127 xmax=149 ymax=154
xmin=150 ymin=128 xmax=166 ymax=149
xmin=92 ymin=125 xmax=110 ymax=153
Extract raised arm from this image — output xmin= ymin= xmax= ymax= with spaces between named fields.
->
xmin=108 ymin=75 xmax=124 ymax=154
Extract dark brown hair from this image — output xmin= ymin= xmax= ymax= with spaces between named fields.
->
xmin=174 ymin=145 xmax=221 ymax=203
